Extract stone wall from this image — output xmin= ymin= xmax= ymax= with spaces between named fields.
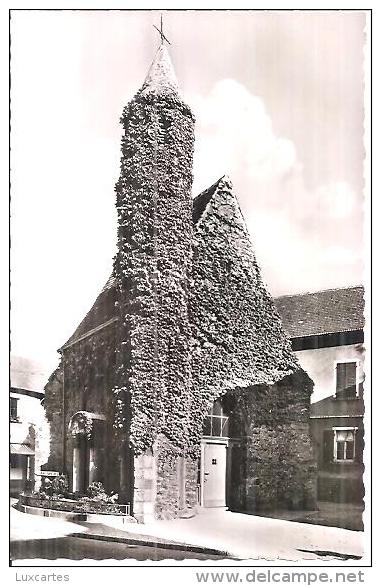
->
xmin=185 ymin=458 xmax=199 ymax=511
xmin=44 ymin=324 xmax=122 ymax=494
xmin=44 ymin=326 xmax=316 ymax=517
xmin=134 ymin=451 xmax=156 ymax=522
xmin=227 ymin=370 xmax=317 ymax=512
xmin=190 ymin=176 xmax=300 ymax=454
xmin=155 ymin=447 xmax=180 ymax=520
xmin=133 ymin=436 xmax=198 ymax=522
xmin=44 ymin=366 xmax=64 ymax=472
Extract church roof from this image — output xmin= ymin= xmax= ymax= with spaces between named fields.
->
xmin=274 ymin=286 xmax=364 ymax=339
xmin=139 ymin=45 xmax=180 ymax=97
xmin=61 ymin=279 xmax=116 ymax=349
xmin=192 ymin=178 xmax=224 ymax=224
xmin=61 ymin=183 xmax=222 ymax=350
xmin=191 ymin=175 xmax=299 ymax=389
xmin=61 ymin=181 xmax=364 ymax=351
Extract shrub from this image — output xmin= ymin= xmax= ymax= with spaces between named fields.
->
xmin=39 ymin=474 xmax=68 ymax=497
xmin=86 ymin=481 xmax=108 ymax=500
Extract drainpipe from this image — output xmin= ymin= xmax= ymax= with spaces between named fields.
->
xmin=62 ymin=352 xmax=66 ymax=475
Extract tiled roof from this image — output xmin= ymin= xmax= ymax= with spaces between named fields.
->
xmin=310 ymin=394 xmax=364 ymax=417
xmin=274 ymin=286 xmax=365 ymax=339
xmin=63 ymin=282 xmax=365 ymax=351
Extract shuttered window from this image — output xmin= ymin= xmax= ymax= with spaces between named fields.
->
xmin=323 ymin=427 xmax=358 ymax=463
xmin=10 ymin=397 xmax=19 ymax=422
xmin=323 ymin=429 xmax=334 ymax=464
xmin=336 ymin=362 xmax=357 ymax=399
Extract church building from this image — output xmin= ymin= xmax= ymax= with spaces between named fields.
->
xmin=44 ymin=42 xmax=317 ymax=522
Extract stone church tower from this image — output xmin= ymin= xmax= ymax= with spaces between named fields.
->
xmin=112 ymin=45 xmax=196 ymax=518
xmin=43 ymin=42 xmax=317 ymax=523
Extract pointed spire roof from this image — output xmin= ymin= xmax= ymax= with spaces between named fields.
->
xmin=139 ymin=45 xmax=180 ymax=97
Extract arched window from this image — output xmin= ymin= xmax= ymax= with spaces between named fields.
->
xmin=202 ymin=399 xmax=229 ymax=438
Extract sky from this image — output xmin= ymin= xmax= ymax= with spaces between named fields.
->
xmin=10 ymin=9 xmax=367 ymax=374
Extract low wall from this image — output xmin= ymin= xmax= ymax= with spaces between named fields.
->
xmin=16 ymin=502 xmax=136 ymax=524
xmin=19 ymin=494 xmax=130 ymax=516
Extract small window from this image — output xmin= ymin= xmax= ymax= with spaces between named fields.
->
xmin=10 ymin=397 xmax=19 ymax=422
xmin=202 ymin=400 xmax=229 ymax=438
xmin=334 ymin=428 xmax=356 ymax=462
xmin=336 ymin=361 xmax=358 ymax=399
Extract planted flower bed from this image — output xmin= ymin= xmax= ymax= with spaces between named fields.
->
xmin=19 ymin=480 xmax=131 ymax=517
xmin=19 ymin=493 xmax=130 ymax=516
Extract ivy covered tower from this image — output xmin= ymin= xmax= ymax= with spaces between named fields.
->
xmin=43 ymin=38 xmax=317 ymax=523
xmin=113 ymin=45 xmax=195 ymax=518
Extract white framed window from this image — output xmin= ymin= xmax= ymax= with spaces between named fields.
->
xmin=333 ymin=427 xmax=357 ymax=462
xmin=335 ymin=360 xmax=359 ymax=399
xmin=202 ymin=400 xmax=229 ymax=438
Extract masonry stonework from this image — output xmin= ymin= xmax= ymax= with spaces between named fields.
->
xmin=227 ymin=372 xmax=317 ymax=512
xmin=43 ymin=44 xmax=317 ymax=522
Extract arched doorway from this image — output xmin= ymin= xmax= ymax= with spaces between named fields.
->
xmin=68 ymin=411 xmax=106 ymax=494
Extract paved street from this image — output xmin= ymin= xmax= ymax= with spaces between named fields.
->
xmin=97 ymin=507 xmax=365 ymax=561
xmin=10 ymin=501 xmax=226 ymax=562
xmin=10 ymin=536 xmax=224 ymax=561
xmin=10 ymin=500 xmax=364 ymax=562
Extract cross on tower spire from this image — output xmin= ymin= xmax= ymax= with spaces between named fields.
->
xmin=153 ymin=14 xmax=171 ymax=46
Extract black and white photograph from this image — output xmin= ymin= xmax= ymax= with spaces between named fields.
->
xmin=9 ymin=8 xmax=371 ymax=569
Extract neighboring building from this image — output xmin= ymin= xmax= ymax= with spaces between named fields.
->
xmin=44 ymin=44 xmax=317 ymax=522
xmin=275 ymin=286 xmax=365 ymax=503
xmin=10 ymin=356 xmax=49 ymax=496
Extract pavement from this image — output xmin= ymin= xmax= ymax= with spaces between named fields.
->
xmin=10 ymin=500 xmax=364 ymax=562
xmin=255 ymin=501 xmax=364 ymax=532
xmin=10 ymin=536 xmax=226 ymax=562
xmin=10 ymin=501 xmax=229 ymax=561
xmin=93 ymin=507 xmax=364 ymax=562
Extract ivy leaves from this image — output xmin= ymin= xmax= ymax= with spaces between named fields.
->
xmin=112 ymin=88 xmax=194 ymax=456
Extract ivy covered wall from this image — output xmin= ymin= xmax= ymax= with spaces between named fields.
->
xmin=226 ymin=372 xmax=317 ymax=512
xmin=112 ymin=46 xmax=195 ymax=459
xmin=43 ymin=46 xmax=317 ymax=520
xmin=189 ymin=176 xmax=302 ymax=449
xmin=44 ymin=325 xmax=121 ymax=495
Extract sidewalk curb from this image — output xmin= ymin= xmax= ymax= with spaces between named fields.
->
xmin=71 ymin=532 xmax=231 ymax=557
